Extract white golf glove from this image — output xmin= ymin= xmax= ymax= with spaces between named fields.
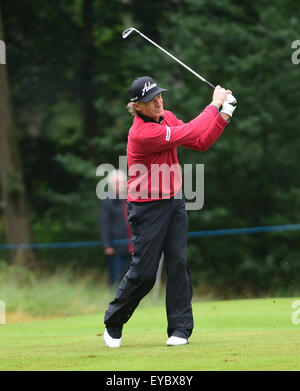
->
xmin=220 ymin=94 xmax=237 ymax=117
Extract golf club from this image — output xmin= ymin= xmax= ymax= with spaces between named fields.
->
xmin=122 ymin=27 xmax=216 ymax=90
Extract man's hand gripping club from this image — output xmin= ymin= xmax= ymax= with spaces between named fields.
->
xmin=210 ymin=85 xmax=237 ymax=121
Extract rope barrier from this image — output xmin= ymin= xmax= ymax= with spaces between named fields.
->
xmin=0 ymin=224 xmax=299 ymax=250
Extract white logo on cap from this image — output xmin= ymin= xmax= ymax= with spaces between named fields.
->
xmin=142 ymin=81 xmax=157 ymax=96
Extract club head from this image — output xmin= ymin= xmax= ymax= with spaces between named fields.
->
xmin=122 ymin=27 xmax=135 ymax=39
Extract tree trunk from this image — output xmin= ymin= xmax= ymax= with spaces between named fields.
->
xmin=0 ymin=8 xmax=40 ymax=268
xmin=81 ymin=0 xmax=97 ymax=150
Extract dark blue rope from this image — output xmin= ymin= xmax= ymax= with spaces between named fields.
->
xmin=0 ymin=224 xmax=299 ymax=251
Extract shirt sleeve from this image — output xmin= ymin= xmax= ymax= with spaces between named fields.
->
xmin=182 ymin=112 xmax=230 ymax=151
xmin=131 ymin=105 xmax=229 ymax=153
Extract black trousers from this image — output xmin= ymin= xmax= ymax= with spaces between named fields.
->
xmin=104 ymin=197 xmax=194 ymax=338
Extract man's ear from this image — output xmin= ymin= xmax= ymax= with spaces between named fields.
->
xmin=133 ymin=102 xmax=140 ymax=113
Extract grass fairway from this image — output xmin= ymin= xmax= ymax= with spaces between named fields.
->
xmin=0 ymin=297 xmax=300 ymax=371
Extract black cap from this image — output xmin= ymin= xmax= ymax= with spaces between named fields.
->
xmin=129 ymin=76 xmax=167 ymax=103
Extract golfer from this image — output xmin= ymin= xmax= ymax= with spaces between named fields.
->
xmin=103 ymin=76 xmax=237 ymax=347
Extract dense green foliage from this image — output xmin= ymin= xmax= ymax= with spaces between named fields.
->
xmin=0 ymin=0 xmax=300 ymax=295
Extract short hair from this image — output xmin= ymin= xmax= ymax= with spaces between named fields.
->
xmin=127 ymin=102 xmax=138 ymax=116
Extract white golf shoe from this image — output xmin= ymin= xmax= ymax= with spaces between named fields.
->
xmin=103 ymin=328 xmax=122 ymax=348
xmin=166 ymin=336 xmax=188 ymax=346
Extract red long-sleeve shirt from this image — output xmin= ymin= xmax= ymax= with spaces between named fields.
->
xmin=127 ymin=104 xmax=229 ymax=202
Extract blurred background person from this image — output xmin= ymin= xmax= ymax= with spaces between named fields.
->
xmin=99 ymin=169 xmax=132 ymax=288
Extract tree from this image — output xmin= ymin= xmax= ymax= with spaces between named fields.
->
xmin=0 ymin=6 xmax=39 ymax=268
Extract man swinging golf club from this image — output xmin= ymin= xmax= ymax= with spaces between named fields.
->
xmin=103 ymin=76 xmax=237 ymax=348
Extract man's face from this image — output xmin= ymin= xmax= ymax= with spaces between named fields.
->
xmin=134 ymin=93 xmax=164 ymax=121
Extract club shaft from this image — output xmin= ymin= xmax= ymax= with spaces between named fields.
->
xmin=135 ymin=29 xmax=215 ymax=89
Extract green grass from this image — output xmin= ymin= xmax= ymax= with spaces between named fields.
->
xmin=0 ymin=262 xmax=115 ymax=317
xmin=1 ymin=297 xmax=300 ymax=371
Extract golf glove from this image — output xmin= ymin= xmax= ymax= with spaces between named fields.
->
xmin=220 ymin=94 xmax=237 ymax=117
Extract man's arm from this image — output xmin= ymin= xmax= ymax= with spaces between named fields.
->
xmin=130 ymin=86 xmax=234 ymax=154
xmin=131 ymin=105 xmax=227 ymax=153
xmin=183 ymin=89 xmax=237 ymax=150
xmin=210 ymin=103 xmax=230 ymax=122
xmin=182 ymin=109 xmax=229 ymax=151
xmin=220 ymin=112 xmax=230 ymax=122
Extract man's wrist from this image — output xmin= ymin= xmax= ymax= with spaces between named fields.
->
xmin=220 ymin=112 xmax=230 ymax=122
xmin=210 ymin=100 xmax=222 ymax=109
